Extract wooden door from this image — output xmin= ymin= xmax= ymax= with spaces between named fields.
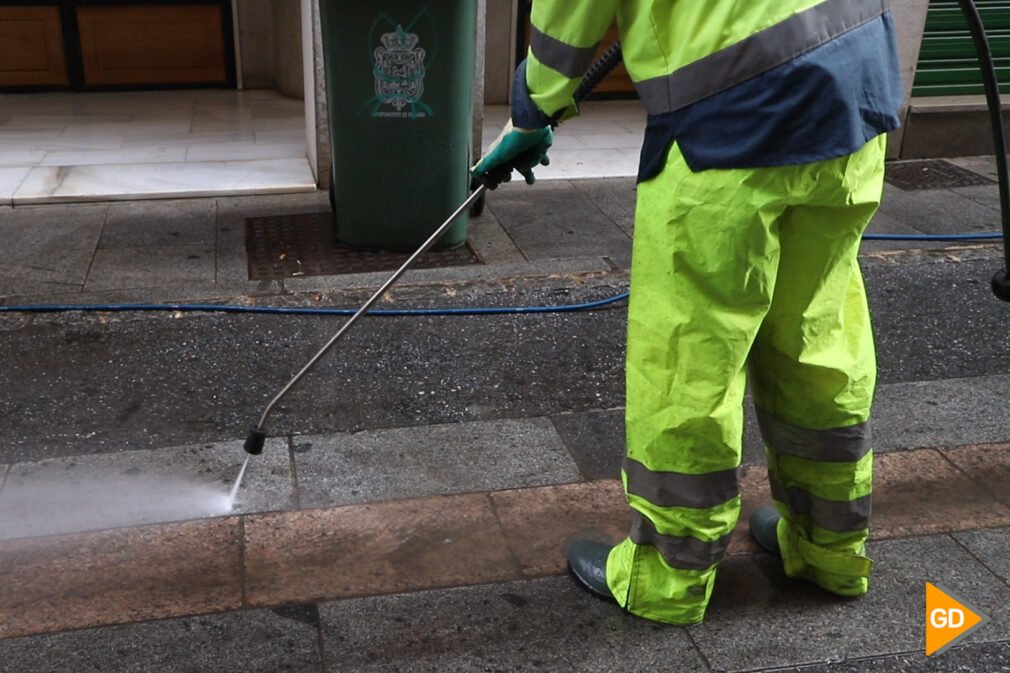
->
xmin=76 ymin=5 xmax=228 ymax=87
xmin=0 ymin=6 xmax=69 ymax=87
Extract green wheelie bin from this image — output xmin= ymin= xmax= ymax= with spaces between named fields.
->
xmin=320 ymin=3 xmax=476 ymax=250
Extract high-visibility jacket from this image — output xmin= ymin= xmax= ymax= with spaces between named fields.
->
xmin=512 ymin=0 xmax=904 ymax=180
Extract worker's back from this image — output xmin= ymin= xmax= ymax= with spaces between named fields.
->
xmin=614 ymin=0 xmax=831 ymax=88
xmin=526 ymin=0 xmax=904 ymax=178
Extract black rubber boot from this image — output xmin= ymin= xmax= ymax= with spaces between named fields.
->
xmin=749 ymin=506 xmax=782 ymax=557
xmin=566 ymin=539 xmax=616 ymax=602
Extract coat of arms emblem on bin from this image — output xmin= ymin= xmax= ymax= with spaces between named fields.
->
xmin=370 ymin=25 xmax=433 ymax=119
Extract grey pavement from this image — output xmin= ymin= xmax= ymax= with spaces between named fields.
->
xmin=2 ymin=159 xmax=1010 ymax=670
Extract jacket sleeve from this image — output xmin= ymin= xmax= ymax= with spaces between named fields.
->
xmin=512 ymin=0 xmax=621 ymax=127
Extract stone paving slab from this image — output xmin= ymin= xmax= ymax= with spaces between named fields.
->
xmin=291 ymin=418 xmax=582 ymax=508
xmin=877 ymin=184 xmax=1002 ymax=236
xmin=571 ymin=177 xmax=637 ymax=239
xmin=953 ymin=526 xmax=1010 ymax=588
xmin=871 ymin=447 xmax=1010 ymax=539
xmin=485 ymin=181 xmax=632 ymax=262
xmin=101 ymin=198 xmax=217 ymax=248
xmin=0 ymin=203 xmax=106 ymax=296
xmin=0 ymin=438 xmax=290 ymax=540
xmin=491 ymin=480 xmax=630 ymax=577
xmin=467 ymin=206 xmax=527 ymax=266
xmin=318 ymin=576 xmax=707 ymax=673
xmin=873 ymin=374 xmax=1010 ymax=451
xmin=85 ymin=243 xmax=216 ymax=291
xmin=691 ymin=534 xmax=1010 ymax=672
xmin=940 ymin=442 xmax=1010 ymax=510
xmin=0 ymin=607 xmax=321 ymax=673
xmin=0 ymin=517 xmax=242 ymax=639
xmin=243 ymin=493 xmax=519 ymax=607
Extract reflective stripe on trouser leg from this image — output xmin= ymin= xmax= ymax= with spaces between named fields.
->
xmin=749 ymin=135 xmax=887 ymax=596
xmin=607 ymin=143 xmax=790 ymax=625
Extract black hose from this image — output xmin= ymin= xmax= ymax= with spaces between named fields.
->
xmin=957 ymin=0 xmax=1010 ymax=300
xmin=573 ymin=42 xmax=624 ymax=104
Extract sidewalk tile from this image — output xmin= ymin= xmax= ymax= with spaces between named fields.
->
xmin=938 ymin=442 xmax=1010 ymax=508
xmin=872 ymin=378 xmax=1010 ymax=453
xmin=318 ymin=577 xmax=707 ymax=673
xmin=0 ymin=439 xmax=290 ymax=540
xmin=100 ymin=198 xmax=217 ymax=248
xmin=953 ymin=526 xmax=1010 ymax=586
xmin=85 ymin=243 xmax=215 ymax=291
xmin=486 ymin=181 xmax=631 ymax=261
xmin=570 ymin=177 xmax=636 ymax=238
xmin=550 ymin=408 xmax=625 ymax=480
xmin=292 ymin=419 xmax=581 ymax=509
xmin=691 ymin=534 xmax=1010 ymax=672
xmin=490 ymin=481 xmax=628 ymax=576
xmin=0 ymin=203 xmax=106 ymax=294
xmin=871 ymin=448 xmax=1010 ymax=539
xmin=244 ymin=493 xmax=519 ymax=606
xmin=0 ymin=517 xmax=242 ymax=639
xmin=0 ymin=608 xmax=320 ymax=672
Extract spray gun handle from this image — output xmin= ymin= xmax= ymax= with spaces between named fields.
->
xmin=992 ymin=270 xmax=1010 ymax=302
xmin=244 ymin=427 xmax=266 ymax=455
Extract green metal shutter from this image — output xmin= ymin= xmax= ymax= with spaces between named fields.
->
xmin=912 ymin=0 xmax=1010 ymax=96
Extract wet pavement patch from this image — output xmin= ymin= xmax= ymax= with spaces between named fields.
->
xmin=244 ymin=212 xmax=481 ymax=280
xmin=885 ymin=159 xmax=995 ymax=191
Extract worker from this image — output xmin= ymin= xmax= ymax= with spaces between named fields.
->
xmin=472 ymin=0 xmax=903 ymax=625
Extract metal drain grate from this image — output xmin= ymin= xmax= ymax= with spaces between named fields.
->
xmin=245 ymin=212 xmax=481 ymax=281
xmin=885 ymin=159 xmax=995 ymax=191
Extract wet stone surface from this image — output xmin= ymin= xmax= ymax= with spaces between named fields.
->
xmin=0 ymin=517 xmax=243 ymax=639
xmin=690 ymin=534 xmax=1010 ymax=672
xmin=292 ymin=418 xmax=581 ymax=508
xmin=0 ymin=608 xmax=320 ymax=673
xmin=318 ymin=577 xmax=707 ymax=673
xmin=0 ymin=438 xmax=291 ymax=539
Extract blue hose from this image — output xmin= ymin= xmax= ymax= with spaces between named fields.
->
xmin=0 ymin=292 xmax=631 ymax=316
xmin=0 ymin=231 xmax=1001 ymax=316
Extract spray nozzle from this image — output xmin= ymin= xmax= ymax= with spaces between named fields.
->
xmin=244 ymin=427 xmax=266 ymax=455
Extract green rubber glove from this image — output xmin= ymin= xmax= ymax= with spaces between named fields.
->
xmin=472 ymin=120 xmax=553 ymax=189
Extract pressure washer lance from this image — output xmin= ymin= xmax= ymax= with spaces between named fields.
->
xmin=243 ymin=43 xmax=626 ymax=455
xmin=243 ymin=187 xmax=485 ymax=455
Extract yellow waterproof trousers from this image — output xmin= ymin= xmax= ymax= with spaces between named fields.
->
xmin=607 ymin=135 xmax=886 ymax=625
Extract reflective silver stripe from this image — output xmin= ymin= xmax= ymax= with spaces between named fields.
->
xmin=757 ymin=407 xmax=872 ymax=463
xmin=624 ymin=457 xmax=739 ymax=510
xmin=530 ymin=26 xmax=600 ymax=79
xmin=635 ymin=0 xmax=888 ymax=114
xmin=769 ymin=472 xmax=872 ymax=533
xmin=630 ymin=511 xmax=730 ymax=571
